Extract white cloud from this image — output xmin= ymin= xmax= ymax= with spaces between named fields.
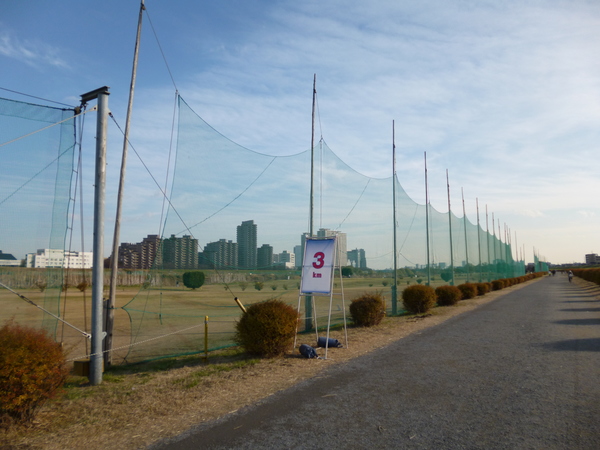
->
xmin=0 ymin=30 xmax=69 ymax=69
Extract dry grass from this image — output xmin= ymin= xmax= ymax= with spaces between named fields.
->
xmin=0 ymin=279 xmax=546 ymax=449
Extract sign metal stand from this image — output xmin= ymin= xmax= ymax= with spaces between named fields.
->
xmin=295 ymin=236 xmax=347 ymax=359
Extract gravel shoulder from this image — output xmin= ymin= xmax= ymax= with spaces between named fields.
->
xmin=153 ymin=275 xmax=600 ymax=449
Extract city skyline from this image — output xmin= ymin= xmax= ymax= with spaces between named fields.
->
xmin=2 ymin=1 xmax=600 ymax=264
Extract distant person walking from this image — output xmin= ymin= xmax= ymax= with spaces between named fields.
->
xmin=568 ymin=270 xmax=573 ymax=282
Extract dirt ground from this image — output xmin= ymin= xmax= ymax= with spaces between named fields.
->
xmin=1 ymin=279 xmax=546 ymax=450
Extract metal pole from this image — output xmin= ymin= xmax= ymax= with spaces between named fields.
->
xmin=309 ymin=74 xmax=316 ymax=239
xmin=305 ymin=74 xmax=316 ymax=331
xmin=106 ymin=0 xmax=145 ymax=367
xmin=424 ymin=152 xmax=431 ymax=285
xmin=391 ymin=120 xmax=398 ymax=314
xmin=204 ymin=316 xmax=209 ymax=362
xmin=462 ymin=188 xmax=469 ymax=282
xmin=85 ymin=86 xmax=110 ymax=386
xmin=486 ymin=205 xmax=491 ymax=281
xmin=476 ymin=198 xmax=482 ymax=282
xmin=492 ymin=213 xmax=497 ymax=278
xmin=446 ymin=170 xmax=454 ymax=285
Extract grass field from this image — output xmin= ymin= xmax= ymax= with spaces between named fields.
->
xmin=0 ymin=272 xmax=472 ymax=366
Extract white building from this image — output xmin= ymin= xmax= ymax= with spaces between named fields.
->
xmin=0 ymin=250 xmax=21 ymax=267
xmin=278 ymin=250 xmax=295 ymax=269
xmin=317 ymin=228 xmax=348 ymax=266
xmin=26 ymin=249 xmax=93 ymax=269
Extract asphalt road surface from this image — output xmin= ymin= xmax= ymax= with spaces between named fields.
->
xmin=152 ymin=275 xmax=600 ymax=449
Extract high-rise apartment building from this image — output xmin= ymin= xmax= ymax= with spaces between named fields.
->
xmin=162 ymin=234 xmax=199 ymax=269
xmin=257 ymin=244 xmax=273 ymax=269
xmin=237 ymin=220 xmax=257 ymax=269
xmin=296 ymin=232 xmax=311 ymax=268
xmin=317 ymin=228 xmax=348 ymax=266
xmin=118 ymin=234 xmax=162 ymax=269
xmin=294 ymin=244 xmax=303 ymax=269
xmin=347 ymin=248 xmax=367 ymax=269
xmin=202 ymin=239 xmax=238 ymax=268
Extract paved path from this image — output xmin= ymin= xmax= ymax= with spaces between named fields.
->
xmin=152 ymin=276 xmax=600 ymax=449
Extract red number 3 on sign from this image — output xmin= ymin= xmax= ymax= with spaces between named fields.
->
xmin=312 ymin=252 xmax=325 ymax=269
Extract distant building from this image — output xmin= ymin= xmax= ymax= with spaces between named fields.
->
xmin=293 ymin=244 xmax=303 ymax=269
xmin=585 ymin=253 xmax=599 ymax=265
xmin=295 ymin=233 xmax=311 ymax=268
xmin=201 ymin=239 xmax=238 ymax=269
xmin=0 ymin=250 xmax=21 ymax=267
xmin=347 ymin=248 xmax=367 ymax=269
xmin=317 ymin=228 xmax=348 ymax=266
xmin=25 ymin=249 xmax=92 ymax=269
xmin=237 ymin=220 xmax=257 ymax=269
xmin=257 ymin=244 xmax=274 ymax=269
xmin=275 ymin=250 xmax=295 ymax=269
xmin=162 ymin=234 xmax=198 ymax=269
xmin=118 ymin=234 xmax=162 ymax=269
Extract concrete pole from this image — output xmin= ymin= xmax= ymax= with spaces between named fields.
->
xmin=83 ymin=87 xmax=110 ymax=385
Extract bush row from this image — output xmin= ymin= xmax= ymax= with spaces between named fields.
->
xmin=234 ymin=272 xmax=546 ymax=358
xmin=571 ymin=268 xmax=600 ymax=285
xmin=401 ymin=272 xmax=544 ymax=315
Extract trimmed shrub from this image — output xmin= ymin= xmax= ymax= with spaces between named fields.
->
xmin=350 ymin=292 xmax=385 ymax=327
xmin=402 ymin=285 xmax=436 ymax=314
xmin=182 ymin=271 xmax=205 ymax=290
xmin=491 ymin=279 xmax=505 ymax=291
xmin=435 ymin=285 xmax=462 ymax=306
xmin=457 ymin=283 xmax=477 ymax=300
xmin=475 ymin=282 xmax=491 ymax=296
xmin=235 ymin=300 xmax=298 ymax=357
xmin=0 ymin=321 xmax=69 ymax=423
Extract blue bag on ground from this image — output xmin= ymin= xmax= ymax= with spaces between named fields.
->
xmin=299 ymin=344 xmax=319 ymax=358
xmin=317 ymin=337 xmax=343 ymax=348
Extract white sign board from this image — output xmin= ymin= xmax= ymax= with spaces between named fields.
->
xmin=300 ymin=237 xmax=336 ymax=294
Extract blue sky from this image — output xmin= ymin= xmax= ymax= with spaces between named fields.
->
xmin=2 ymin=0 xmax=600 ymax=265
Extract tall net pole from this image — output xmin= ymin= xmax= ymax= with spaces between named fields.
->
xmin=80 ymin=86 xmax=110 ymax=386
xmin=106 ymin=0 xmax=144 ymax=367
xmin=391 ymin=120 xmax=398 ymax=314
xmin=305 ymin=74 xmax=316 ymax=331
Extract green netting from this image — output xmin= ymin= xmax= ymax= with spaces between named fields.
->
xmin=118 ymin=94 xmax=525 ymax=364
xmin=0 ymin=97 xmax=76 ymax=337
xmin=0 ymin=93 xmax=528 ymax=365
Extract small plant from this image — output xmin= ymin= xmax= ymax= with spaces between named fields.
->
xmin=254 ymin=281 xmax=264 ymax=291
xmin=0 ymin=321 xmax=69 ymax=423
xmin=491 ymin=279 xmax=505 ymax=290
xmin=457 ymin=283 xmax=477 ymax=300
xmin=440 ymin=271 xmax=453 ymax=283
xmin=239 ymin=281 xmax=248 ymax=291
xmin=270 ymin=284 xmax=277 ymax=291
xmin=349 ymin=292 xmax=385 ymax=327
xmin=475 ymin=282 xmax=491 ymax=296
xmin=35 ymin=281 xmax=46 ymax=292
xmin=76 ymin=281 xmax=89 ymax=292
xmin=182 ymin=271 xmax=205 ymax=290
xmin=235 ymin=299 xmax=298 ymax=357
xmin=402 ymin=285 xmax=436 ymax=314
xmin=382 ymin=280 xmax=389 ymax=287
xmin=435 ymin=285 xmax=462 ymax=306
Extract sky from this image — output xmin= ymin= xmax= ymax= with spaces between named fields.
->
xmin=1 ymin=0 xmax=600 ymax=266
